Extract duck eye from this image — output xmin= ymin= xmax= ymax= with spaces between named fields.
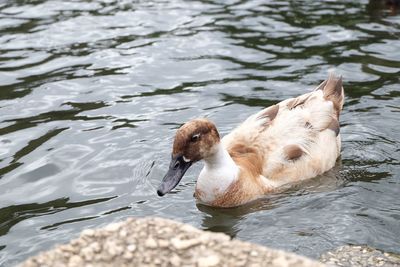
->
xmin=173 ymin=161 xmax=180 ymax=169
xmin=190 ymin=133 xmax=200 ymax=142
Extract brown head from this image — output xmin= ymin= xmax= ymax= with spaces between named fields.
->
xmin=157 ymin=119 xmax=220 ymax=196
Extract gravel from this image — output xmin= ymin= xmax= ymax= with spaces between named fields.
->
xmin=19 ymin=217 xmax=325 ymax=267
xmin=320 ymin=245 xmax=400 ymax=267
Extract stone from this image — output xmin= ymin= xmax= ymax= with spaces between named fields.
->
xmin=81 ymin=229 xmax=95 ymax=237
xmin=119 ymin=230 xmax=128 ymax=238
xmin=197 ymin=254 xmax=220 ymax=267
xmin=127 ymin=244 xmax=136 ymax=252
xmin=90 ymin=242 xmax=101 ymax=253
xmin=145 ymin=238 xmax=158 ymax=248
xmin=81 ymin=246 xmax=94 ymax=261
xmin=68 ymin=255 xmax=83 ymax=267
xmin=250 ymin=250 xmax=258 ymax=256
xmin=169 ymin=254 xmax=181 ymax=266
xmin=104 ymin=222 xmax=121 ymax=232
xmin=104 ymin=241 xmax=123 ymax=257
xmin=171 ymin=237 xmax=201 ymax=250
xmin=122 ymin=252 xmax=133 ymax=260
xmin=158 ymin=240 xmax=169 ymax=248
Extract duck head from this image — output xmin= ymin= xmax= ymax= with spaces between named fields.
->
xmin=157 ymin=119 xmax=220 ymax=196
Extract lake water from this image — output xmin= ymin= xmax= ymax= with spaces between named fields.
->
xmin=0 ymin=0 xmax=399 ymax=265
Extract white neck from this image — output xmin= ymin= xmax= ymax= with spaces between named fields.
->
xmin=196 ymin=143 xmax=239 ymax=203
xmin=204 ymin=142 xmax=237 ymax=169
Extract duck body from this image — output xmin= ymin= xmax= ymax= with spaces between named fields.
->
xmin=158 ymin=74 xmax=344 ymax=208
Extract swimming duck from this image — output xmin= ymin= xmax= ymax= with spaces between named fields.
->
xmin=157 ymin=74 xmax=344 ymax=208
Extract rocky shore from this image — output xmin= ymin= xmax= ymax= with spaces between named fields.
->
xmin=19 ymin=217 xmax=400 ymax=267
xmin=320 ymin=245 xmax=400 ymax=267
xmin=20 ymin=217 xmax=325 ymax=267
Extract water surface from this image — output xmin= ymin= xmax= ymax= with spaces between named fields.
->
xmin=0 ymin=0 xmax=399 ymax=265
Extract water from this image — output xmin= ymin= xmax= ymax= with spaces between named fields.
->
xmin=0 ymin=0 xmax=399 ymax=265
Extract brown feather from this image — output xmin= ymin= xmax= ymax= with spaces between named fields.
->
xmin=320 ymin=74 xmax=344 ymax=118
xmin=210 ymin=167 xmax=268 ymax=207
xmin=286 ymin=94 xmax=311 ymax=110
xmin=327 ymin=117 xmax=340 ymax=136
xmin=257 ymin=105 xmax=279 ymax=127
xmin=211 ymin=179 xmax=242 ymax=207
xmin=227 ymin=144 xmax=264 ymax=178
xmin=172 ymin=119 xmax=220 ymax=161
xmin=283 ymin=144 xmax=304 ymax=161
xmin=315 ymin=79 xmax=327 ymax=91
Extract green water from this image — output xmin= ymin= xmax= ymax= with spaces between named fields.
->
xmin=0 ymin=0 xmax=399 ymax=265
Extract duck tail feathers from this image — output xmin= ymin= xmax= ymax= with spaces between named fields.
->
xmin=316 ymin=72 xmax=344 ymax=117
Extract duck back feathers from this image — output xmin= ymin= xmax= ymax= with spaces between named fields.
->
xmin=222 ymin=73 xmax=344 ymax=187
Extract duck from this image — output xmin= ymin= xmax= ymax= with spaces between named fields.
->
xmin=157 ymin=73 xmax=344 ymax=208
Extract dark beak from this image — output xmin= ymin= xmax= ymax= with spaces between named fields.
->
xmin=157 ymin=155 xmax=192 ymax=196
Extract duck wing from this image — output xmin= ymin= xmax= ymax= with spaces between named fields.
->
xmin=223 ymin=74 xmax=344 ymax=185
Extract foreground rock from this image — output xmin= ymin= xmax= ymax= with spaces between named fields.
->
xmin=320 ymin=245 xmax=400 ymax=267
xmin=20 ymin=217 xmax=325 ymax=267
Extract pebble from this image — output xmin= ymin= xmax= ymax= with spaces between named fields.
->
xmin=82 ymin=229 xmax=95 ymax=237
xmin=68 ymin=255 xmax=83 ymax=267
xmin=104 ymin=241 xmax=123 ymax=256
xmin=127 ymin=244 xmax=137 ymax=252
xmin=60 ymin=245 xmax=75 ymax=253
xmin=158 ymin=239 xmax=169 ymax=248
xmin=145 ymin=238 xmax=158 ymax=248
xmin=104 ymin=223 xmax=121 ymax=232
xmin=169 ymin=254 xmax=181 ymax=266
xmin=197 ymin=254 xmax=220 ymax=267
xmin=81 ymin=247 xmax=94 ymax=261
xmin=250 ymin=250 xmax=258 ymax=256
xmin=171 ymin=237 xmax=200 ymax=250
xmin=90 ymin=242 xmax=101 ymax=253
xmin=122 ymin=251 xmax=133 ymax=260
xmin=119 ymin=230 xmax=128 ymax=238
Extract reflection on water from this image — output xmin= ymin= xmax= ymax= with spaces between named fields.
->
xmin=198 ymin=195 xmax=284 ymax=239
xmin=0 ymin=0 xmax=400 ymax=266
xmin=0 ymin=197 xmax=115 ymax=236
xmin=368 ymin=0 xmax=400 ymax=17
xmin=199 ymin=162 xmax=344 ymax=239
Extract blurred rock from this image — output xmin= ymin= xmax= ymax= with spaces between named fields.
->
xmin=19 ymin=217 xmax=325 ymax=267
xmin=320 ymin=245 xmax=400 ymax=267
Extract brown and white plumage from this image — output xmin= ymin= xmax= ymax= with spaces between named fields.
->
xmin=158 ymin=74 xmax=344 ymax=208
